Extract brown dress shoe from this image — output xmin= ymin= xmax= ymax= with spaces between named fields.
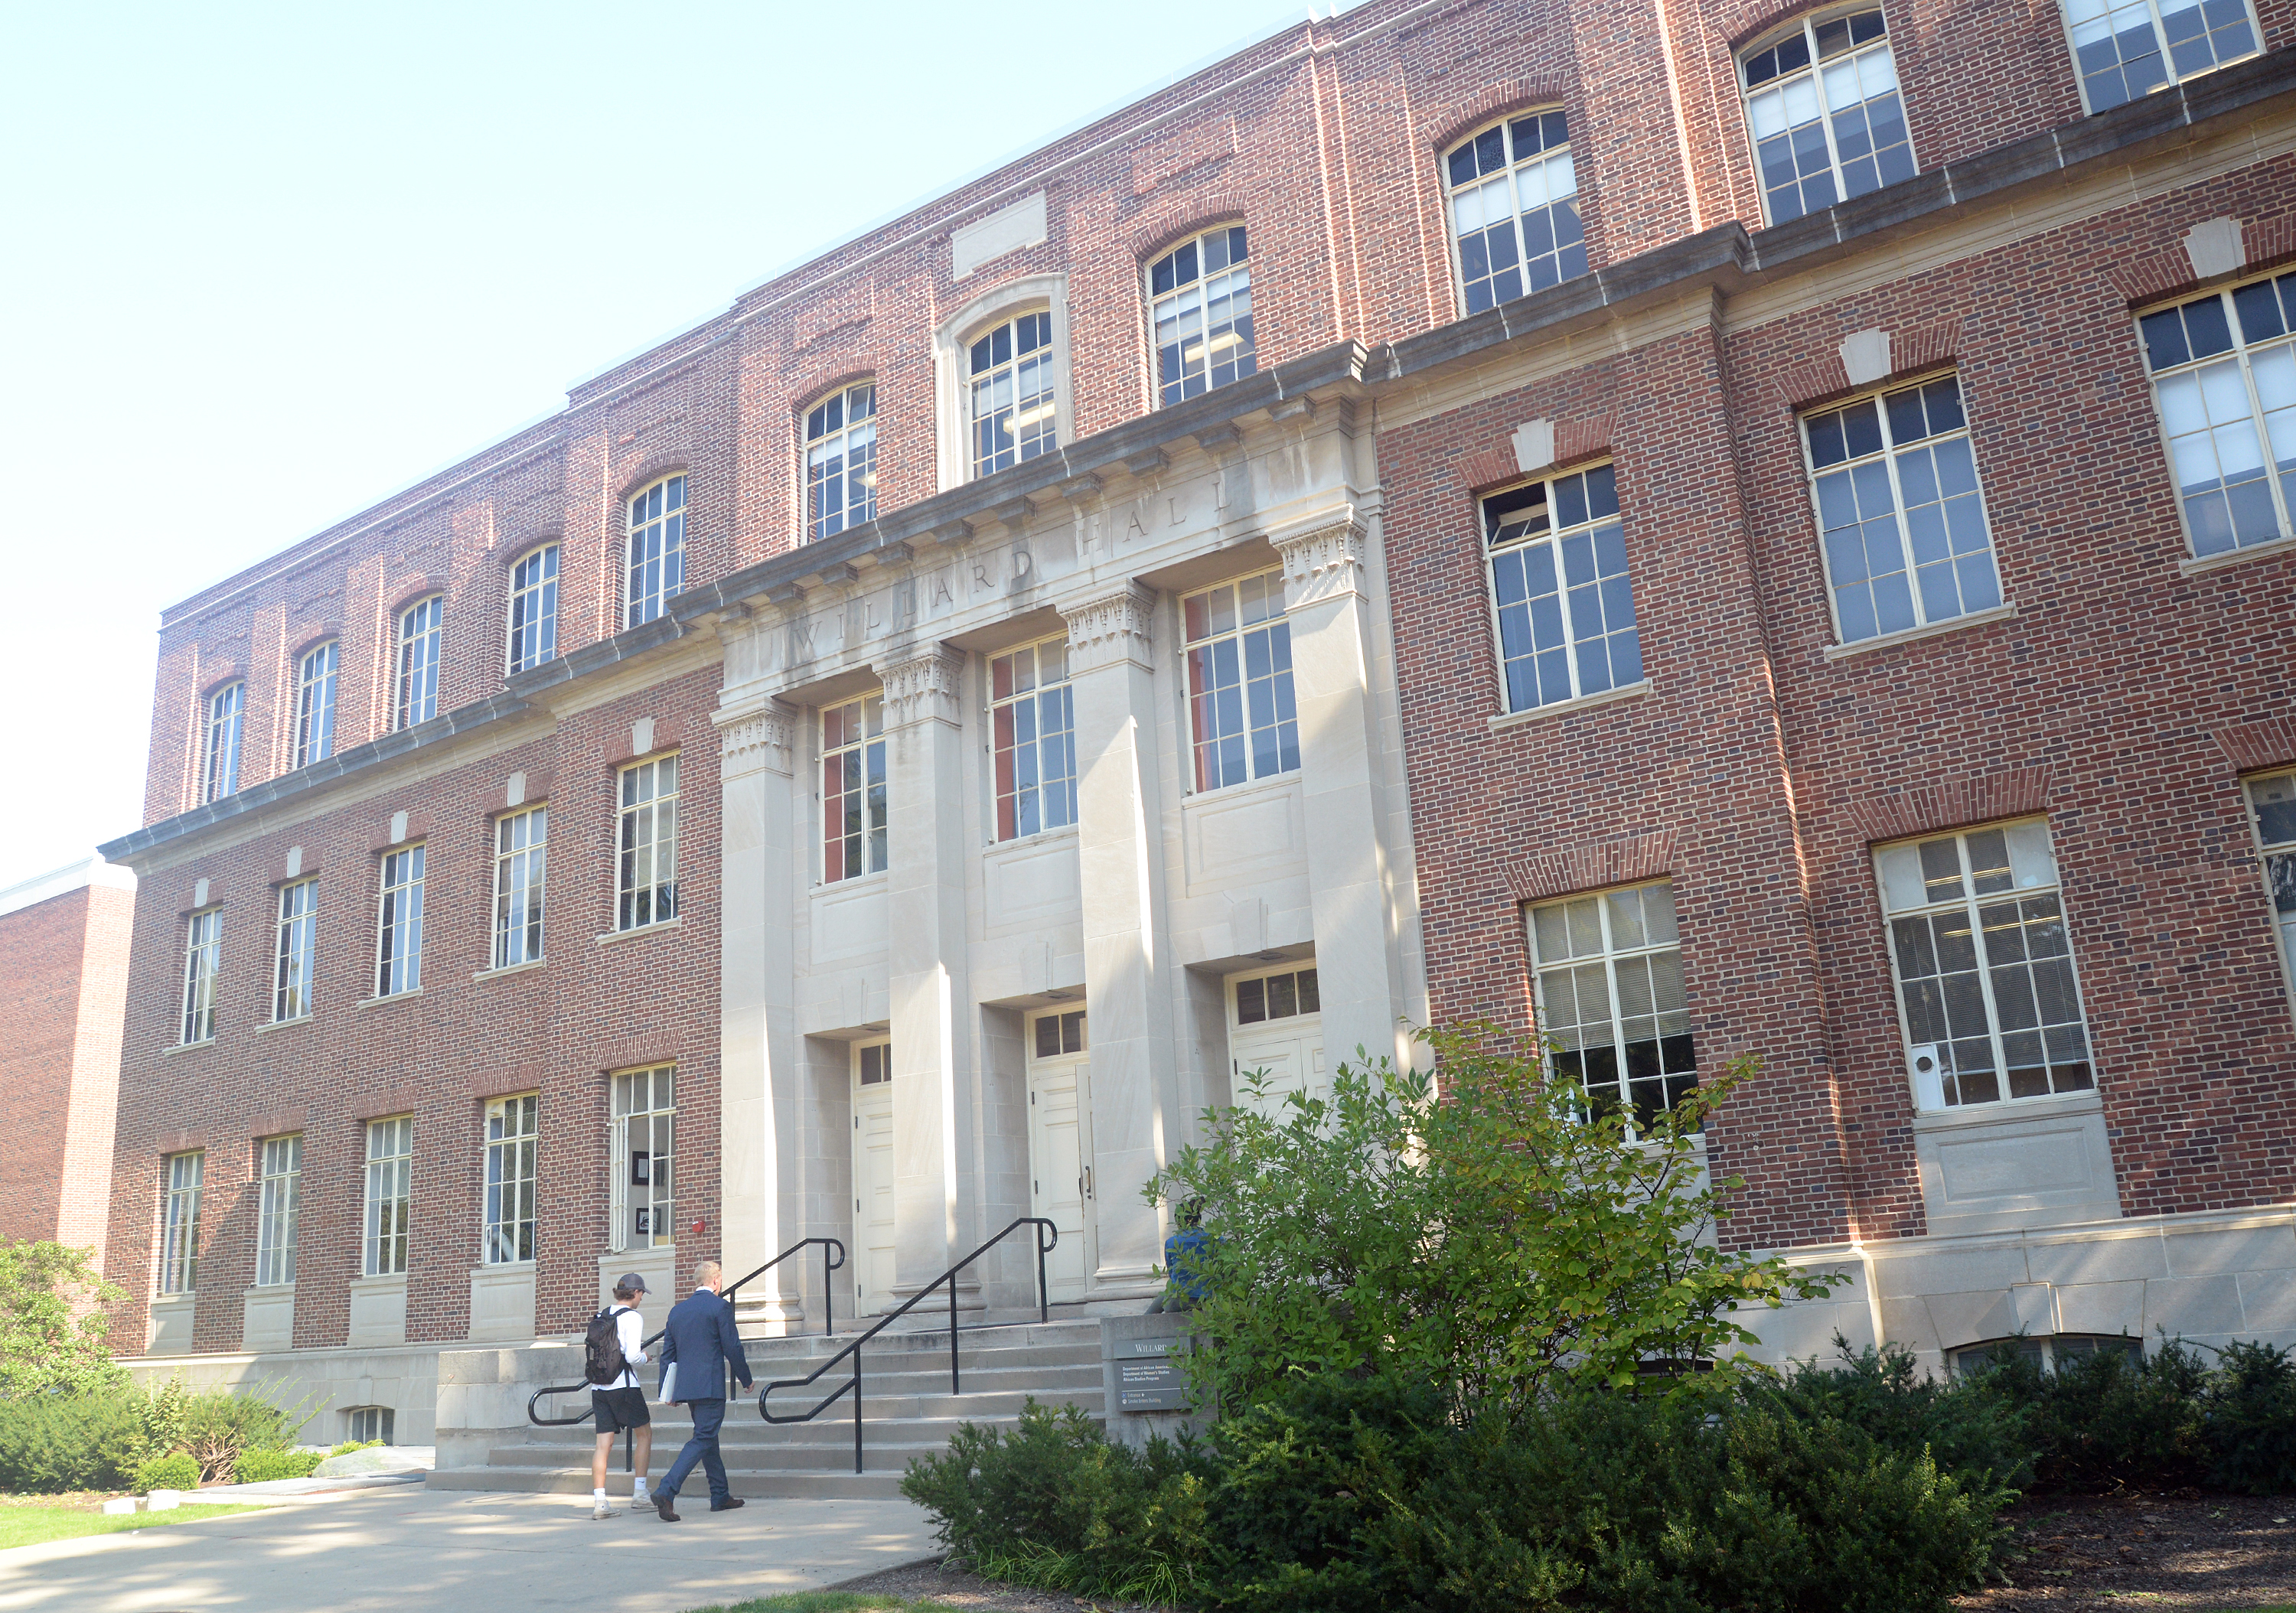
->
xmin=654 ymin=1493 xmax=680 ymax=1522
xmin=710 ymin=1496 xmax=746 ymax=1511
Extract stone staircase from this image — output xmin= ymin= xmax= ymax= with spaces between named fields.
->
xmin=427 ymin=1317 xmax=1107 ymax=1501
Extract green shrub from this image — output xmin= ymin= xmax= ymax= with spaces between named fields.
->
xmin=1961 ymin=1340 xmax=2210 ymax=1492
xmin=233 ymin=1447 xmax=323 ymax=1484
xmin=2202 ymin=1341 xmax=2296 ymax=1495
xmin=900 ymin=1399 xmax=1213 ymax=1601
xmin=0 ymin=1242 xmax=128 ymax=1399
xmin=180 ymin=1386 xmax=298 ymax=1484
xmin=328 ymin=1439 xmax=383 ymax=1458
xmin=133 ymin=1452 xmax=200 ymax=1493
xmin=1764 ymin=1337 xmax=2037 ymax=1491
xmin=0 ymin=1394 xmax=145 ymax=1492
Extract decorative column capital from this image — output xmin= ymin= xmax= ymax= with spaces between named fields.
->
xmin=882 ymin=646 xmax=966 ymax=730
xmin=1060 ymin=583 xmax=1156 ymax=673
xmin=718 ymin=703 xmax=797 ymax=777
xmin=1274 ymin=519 xmax=1368 ymax=610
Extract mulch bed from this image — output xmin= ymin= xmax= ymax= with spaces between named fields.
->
xmin=1956 ymin=1493 xmax=2296 ymax=1611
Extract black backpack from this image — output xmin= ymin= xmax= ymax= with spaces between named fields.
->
xmin=584 ymin=1305 xmax=631 ymax=1386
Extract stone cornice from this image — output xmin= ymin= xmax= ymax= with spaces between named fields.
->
xmin=1061 ymin=584 xmax=1157 ymax=673
xmin=881 ymin=647 xmax=965 ymax=731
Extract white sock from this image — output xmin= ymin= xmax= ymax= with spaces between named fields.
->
xmin=593 ymin=1488 xmax=607 ymax=1503
xmin=631 ymin=1479 xmax=648 ymax=1499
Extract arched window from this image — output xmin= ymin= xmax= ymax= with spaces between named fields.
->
xmin=1740 ymin=7 xmax=1914 ymax=226
xmin=1150 ymin=226 xmax=1256 ymax=406
xmin=1444 ymin=112 xmax=1586 ymax=315
xmin=507 ymin=544 xmax=559 ymax=673
xmin=805 ymin=383 xmax=878 ymax=542
xmin=625 ymin=475 xmax=686 ymax=628
xmin=203 ymin=682 xmax=243 ymax=803
xmin=970 ymin=313 xmax=1057 ymax=478
xmin=395 ymin=597 xmax=442 ymax=731
xmin=294 ymin=642 xmax=337 ymax=768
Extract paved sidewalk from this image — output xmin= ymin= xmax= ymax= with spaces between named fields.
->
xmin=0 ymin=1484 xmax=941 ymax=1612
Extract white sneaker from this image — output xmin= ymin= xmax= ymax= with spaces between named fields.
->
xmin=592 ymin=1500 xmax=621 ymax=1520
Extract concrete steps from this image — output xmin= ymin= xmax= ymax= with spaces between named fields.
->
xmin=429 ymin=1318 xmax=1109 ymax=1501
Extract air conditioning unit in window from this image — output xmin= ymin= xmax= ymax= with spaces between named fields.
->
xmin=1907 ymin=1043 xmax=1946 ymax=1113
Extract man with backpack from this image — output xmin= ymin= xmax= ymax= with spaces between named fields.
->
xmin=585 ymin=1273 xmax=653 ymax=1520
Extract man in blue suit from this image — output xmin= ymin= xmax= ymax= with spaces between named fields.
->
xmin=653 ymin=1259 xmax=752 ymax=1520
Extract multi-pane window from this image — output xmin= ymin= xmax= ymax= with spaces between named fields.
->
xmin=492 ymin=806 xmax=546 ymax=968
xmin=254 ymin=1135 xmax=302 ymax=1287
xmin=2138 ymin=272 xmax=2296 ymax=559
xmin=1802 ymin=373 xmax=2002 ymax=643
xmin=294 ymin=643 xmax=338 ymax=768
xmin=159 ymin=1152 xmax=201 ymax=1295
xmin=507 ymin=544 xmax=559 ymax=673
xmin=822 ymin=697 xmax=888 ymax=882
xmin=626 ymin=474 xmax=687 ymax=628
xmin=272 ymin=879 xmax=317 ymax=1022
xmin=2248 ymin=770 xmax=2295 ymax=1002
xmin=203 ymin=683 xmax=243 ymax=803
xmin=2063 ymin=0 xmax=2258 ymax=112
xmin=1876 ymin=820 xmax=2094 ymax=1108
xmin=1151 ymin=226 xmax=1257 ymax=406
xmin=1236 ymin=967 xmax=1319 ymax=1026
xmin=363 ymin=1116 xmax=412 ymax=1277
xmin=1034 ymin=1010 xmax=1088 ymax=1058
xmin=806 ymin=383 xmax=878 ymax=542
xmin=858 ymin=1042 xmax=891 ymax=1084
xmin=1445 ymin=112 xmax=1587 ymax=315
xmin=396 ymin=596 xmax=442 ymax=729
xmin=376 ymin=846 xmax=425 ymax=997
xmin=181 ymin=910 xmax=220 ymax=1044
xmin=347 ymin=1406 xmax=395 ymax=1445
xmin=483 ymin=1094 xmax=538 ymax=1265
xmin=1741 ymin=7 xmax=1914 ymax=226
xmin=1182 ymin=572 xmax=1298 ymax=792
xmin=990 ymin=637 xmax=1076 ymax=841
xmin=970 ymin=312 xmax=1056 ymax=478
xmin=613 ymin=1066 xmax=675 ymax=1251
xmin=1530 ymin=882 xmax=1698 ymax=1129
xmin=617 ymin=758 xmax=677 ymax=930
xmin=1485 ymin=464 xmax=1642 ymax=712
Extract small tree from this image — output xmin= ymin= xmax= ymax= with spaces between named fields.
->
xmin=0 ymin=1240 xmax=126 ymax=1398
xmin=1143 ymin=1022 xmax=1842 ymax=1414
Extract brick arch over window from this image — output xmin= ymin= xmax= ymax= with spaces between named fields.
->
xmin=285 ymin=625 xmax=342 ymax=662
xmin=385 ymin=578 xmax=449 ymax=620
xmin=1422 ymin=76 xmax=1576 ymax=158
xmin=1127 ymin=194 xmax=1249 ymax=263
xmin=1719 ymin=0 xmax=1825 ymax=50
xmin=1847 ymin=768 xmax=2055 ymax=846
xmin=1773 ymin=318 xmax=1965 ymax=412
xmin=614 ymin=458 xmax=692 ymax=510
xmin=196 ymin=669 xmax=244 ymax=701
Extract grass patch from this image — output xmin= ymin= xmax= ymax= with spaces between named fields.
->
xmin=0 ymin=1497 xmax=269 ymax=1551
xmin=683 ymin=1595 xmax=971 ymax=1613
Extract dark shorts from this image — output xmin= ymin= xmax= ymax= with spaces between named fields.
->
xmin=592 ymin=1387 xmax=650 ymax=1434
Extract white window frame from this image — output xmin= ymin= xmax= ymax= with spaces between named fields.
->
xmin=625 ymin=474 xmax=686 ymax=629
xmin=376 ymin=845 xmax=425 ymax=998
xmin=1231 ymin=964 xmax=1320 ymax=1028
xmin=820 ymin=696 xmax=888 ymax=882
xmin=483 ymin=1093 xmax=538 ymax=1266
xmin=2058 ymin=0 xmax=2261 ymax=116
xmin=181 ymin=909 xmax=220 ymax=1045
xmin=203 ymin=682 xmax=243 ymax=803
xmin=1799 ymin=370 xmax=2005 ymax=645
xmin=967 ymin=310 xmax=1058 ymax=480
xmin=989 ymin=636 xmax=1077 ymax=842
xmin=346 ymin=1406 xmax=395 ymax=1445
xmin=1149 ymin=225 xmax=1257 ymax=407
xmin=396 ymin=596 xmax=442 ymax=730
xmin=294 ymin=642 xmax=337 ymax=768
xmin=1874 ymin=818 xmax=2096 ymax=1112
xmin=2245 ymin=768 xmax=2296 ymax=1013
xmin=2138 ymin=269 xmax=2296 ymax=560
xmin=492 ymin=805 xmax=546 ymax=968
xmin=1738 ymin=4 xmax=1916 ymax=227
xmin=254 ymin=1134 xmax=302 ymax=1288
xmin=364 ymin=1116 xmax=412 ymax=1278
xmin=1528 ymin=881 xmax=1698 ymax=1129
xmin=805 ymin=382 xmax=878 ymax=543
xmin=1482 ymin=461 xmax=1644 ymax=714
xmin=1181 ymin=570 xmax=1299 ymax=793
xmin=507 ymin=544 xmax=559 ymax=674
xmin=1443 ymin=111 xmax=1587 ymax=316
xmin=159 ymin=1152 xmax=202 ymax=1295
xmin=932 ymin=275 xmax=1071 ymax=491
xmin=616 ymin=756 xmax=677 ymax=930
xmin=612 ymin=1065 xmax=675 ymax=1253
xmin=272 ymin=878 xmax=317 ymax=1023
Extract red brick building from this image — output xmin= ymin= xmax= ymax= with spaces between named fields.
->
xmin=99 ymin=0 xmax=2294 ymax=1439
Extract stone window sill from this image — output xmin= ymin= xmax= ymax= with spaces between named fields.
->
xmin=1910 ymin=1087 xmax=2105 ymax=1132
xmin=2180 ymin=531 xmax=2296 ymax=575
xmin=255 ymin=1016 xmax=312 ymax=1035
xmin=811 ymin=872 xmax=887 ymax=897
xmin=347 ymin=1272 xmax=407 ymax=1289
xmin=357 ymin=989 xmax=424 ymax=1010
xmin=472 ymin=958 xmax=546 ymax=982
xmin=1487 ymin=679 xmax=1652 ymax=731
xmin=162 ymin=1039 xmax=216 ymax=1057
xmin=1822 ymin=601 xmax=2017 ymax=661
xmin=596 ymin=918 xmax=681 ymax=947
xmin=1179 ymin=768 xmax=1303 ymax=810
xmin=983 ymin=823 xmax=1080 ymax=855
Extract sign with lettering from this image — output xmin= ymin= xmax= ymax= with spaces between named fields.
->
xmin=1114 ymin=1335 xmax=1194 ymax=1413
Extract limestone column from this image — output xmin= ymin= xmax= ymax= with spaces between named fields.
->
xmin=1059 ymin=585 xmax=1176 ymax=1289
xmin=882 ymin=647 xmax=977 ymax=1297
xmin=1277 ymin=519 xmax=1411 ymax=1076
xmin=714 ymin=702 xmax=806 ymax=1329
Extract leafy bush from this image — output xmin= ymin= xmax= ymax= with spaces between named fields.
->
xmin=1764 ymin=1338 xmax=2038 ymax=1491
xmin=329 ymin=1438 xmax=383 ymax=1458
xmin=0 ymin=1394 xmax=145 ymax=1492
xmin=233 ymin=1446 xmax=324 ymax=1484
xmin=1960 ymin=1340 xmax=2210 ymax=1492
xmin=133 ymin=1452 xmax=200 ymax=1493
xmin=181 ymin=1387 xmax=297 ymax=1484
xmin=2204 ymin=1341 xmax=2296 ymax=1494
xmin=0 ymin=1242 xmax=127 ymax=1399
xmin=900 ymin=1399 xmax=1213 ymax=1602
xmin=1143 ymin=1028 xmax=1843 ymax=1416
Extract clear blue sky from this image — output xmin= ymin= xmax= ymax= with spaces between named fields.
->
xmin=0 ymin=0 xmax=1329 ymax=894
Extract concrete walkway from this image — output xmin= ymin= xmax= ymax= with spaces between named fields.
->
xmin=0 ymin=1484 xmax=943 ymax=1612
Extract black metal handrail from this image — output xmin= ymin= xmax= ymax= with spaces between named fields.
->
xmin=758 ymin=1215 xmax=1058 ymax=1474
xmin=528 ymin=1235 xmax=846 ymax=1471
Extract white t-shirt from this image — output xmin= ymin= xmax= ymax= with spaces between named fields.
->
xmin=606 ymin=1306 xmax=647 ymax=1390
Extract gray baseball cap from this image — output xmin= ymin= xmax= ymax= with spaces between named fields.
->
xmin=613 ymin=1272 xmax=650 ymax=1295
